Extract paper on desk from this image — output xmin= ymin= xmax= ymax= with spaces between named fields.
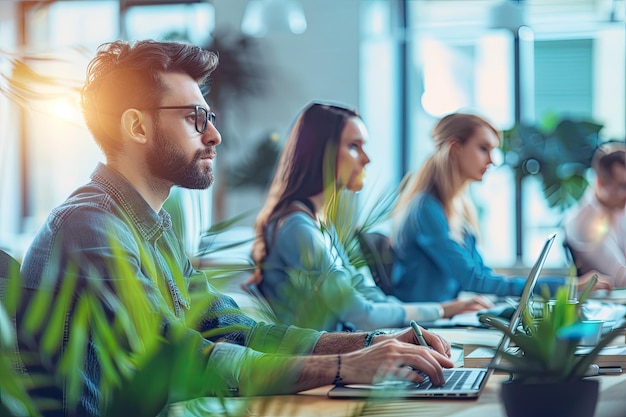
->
xmin=426 ymin=312 xmax=486 ymax=328
xmin=431 ymin=328 xmax=503 ymax=348
xmin=575 ymin=345 xmax=626 ymax=368
xmin=582 ymin=300 xmax=626 ymax=325
xmin=589 ymin=288 xmax=626 ymax=304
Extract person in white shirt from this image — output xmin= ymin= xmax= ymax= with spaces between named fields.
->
xmin=563 ymin=143 xmax=626 ymax=287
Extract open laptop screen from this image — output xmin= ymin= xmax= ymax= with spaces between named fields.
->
xmin=328 ymin=233 xmax=558 ymax=400
xmin=488 ymin=233 xmax=556 ymax=365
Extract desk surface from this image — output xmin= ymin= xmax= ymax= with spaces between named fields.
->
xmin=169 ymin=373 xmax=626 ymax=417
xmin=168 ymin=327 xmax=626 ymax=417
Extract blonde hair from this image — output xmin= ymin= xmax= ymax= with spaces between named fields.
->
xmin=392 ymin=113 xmax=499 ymax=243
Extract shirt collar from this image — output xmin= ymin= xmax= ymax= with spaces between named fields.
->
xmin=90 ymin=162 xmax=172 ymax=242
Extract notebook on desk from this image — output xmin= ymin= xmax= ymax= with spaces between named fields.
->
xmin=589 ymin=288 xmax=626 ymax=305
xmin=328 ymin=233 xmax=556 ymax=400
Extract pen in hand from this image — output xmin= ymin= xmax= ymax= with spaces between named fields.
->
xmin=410 ymin=320 xmax=431 ymax=349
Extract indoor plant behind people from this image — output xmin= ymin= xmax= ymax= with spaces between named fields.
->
xmin=480 ymin=276 xmax=626 ymax=417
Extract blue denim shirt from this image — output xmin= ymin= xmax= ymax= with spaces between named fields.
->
xmin=260 ymin=211 xmax=419 ymax=331
xmin=390 ymin=192 xmax=564 ymax=302
xmin=19 ymin=163 xmax=321 ymax=416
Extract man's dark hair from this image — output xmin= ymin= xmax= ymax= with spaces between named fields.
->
xmin=592 ymin=142 xmax=626 ymax=182
xmin=81 ymin=40 xmax=218 ymax=157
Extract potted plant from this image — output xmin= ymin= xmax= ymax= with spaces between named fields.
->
xmin=500 ymin=115 xmax=603 ymax=211
xmin=480 ymin=277 xmax=626 ymax=417
xmin=499 ymin=115 xmax=604 ymax=261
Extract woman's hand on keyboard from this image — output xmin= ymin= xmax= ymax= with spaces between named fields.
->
xmin=442 ymin=295 xmax=494 ymax=317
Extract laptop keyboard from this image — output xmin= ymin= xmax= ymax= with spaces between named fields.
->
xmin=374 ymin=369 xmax=484 ymax=391
xmin=416 ymin=369 xmax=476 ymax=390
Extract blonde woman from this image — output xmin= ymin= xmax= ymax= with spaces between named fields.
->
xmin=390 ymin=112 xmax=612 ymax=303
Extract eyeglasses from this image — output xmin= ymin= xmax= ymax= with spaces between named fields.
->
xmin=142 ymin=105 xmax=216 ymax=134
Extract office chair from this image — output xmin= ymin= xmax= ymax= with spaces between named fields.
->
xmin=562 ymin=240 xmax=583 ymax=277
xmin=357 ymin=232 xmax=396 ymax=296
xmin=0 ymin=249 xmax=28 ymax=375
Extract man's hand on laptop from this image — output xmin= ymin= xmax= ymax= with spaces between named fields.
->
xmin=342 ymin=339 xmax=455 ymax=386
xmin=374 ymin=326 xmax=452 ymax=358
xmin=577 ymin=271 xmax=613 ymax=292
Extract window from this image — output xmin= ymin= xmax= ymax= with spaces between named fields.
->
xmin=1 ymin=1 xmax=216 ymax=256
xmin=361 ymin=0 xmax=625 ymax=268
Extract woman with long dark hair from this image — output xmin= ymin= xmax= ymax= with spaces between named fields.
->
xmin=250 ymin=102 xmax=490 ymax=331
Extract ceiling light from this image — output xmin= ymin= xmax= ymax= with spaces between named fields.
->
xmin=241 ymin=0 xmax=307 ymax=38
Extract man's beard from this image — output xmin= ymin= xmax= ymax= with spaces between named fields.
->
xmin=147 ymin=124 xmax=214 ymax=190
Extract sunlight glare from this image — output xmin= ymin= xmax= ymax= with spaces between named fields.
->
xmin=420 ymin=38 xmax=468 ymax=117
xmin=50 ymin=98 xmax=81 ymax=123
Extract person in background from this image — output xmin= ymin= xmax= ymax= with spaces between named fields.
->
xmin=17 ymin=40 xmax=454 ymax=417
xmin=563 ymin=142 xmax=626 ymax=288
xmin=250 ymin=102 xmax=491 ymax=332
xmin=389 ymin=112 xmax=613 ymax=303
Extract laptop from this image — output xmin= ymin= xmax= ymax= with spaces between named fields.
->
xmin=328 ymin=233 xmax=556 ymax=399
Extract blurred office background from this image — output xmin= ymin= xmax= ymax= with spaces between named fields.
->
xmin=0 ymin=0 xmax=624 ymax=270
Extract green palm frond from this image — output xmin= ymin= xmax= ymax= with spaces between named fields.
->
xmin=3 ymin=202 xmax=328 ymax=415
xmin=321 ymin=186 xmax=398 ymax=271
xmin=0 ymin=300 xmax=41 ymax=417
xmin=4 ymin=231 xmax=256 ymax=415
xmin=195 ymin=209 xmax=256 ymax=267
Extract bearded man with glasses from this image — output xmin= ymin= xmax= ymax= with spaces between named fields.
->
xmin=17 ymin=40 xmax=452 ymax=417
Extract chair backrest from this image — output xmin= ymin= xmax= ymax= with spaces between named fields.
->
xmin=0 ymin=248 xmax=21 ymax=307
xmin=357 ymin=232 xmax=395 ymax=296
xmin=562 ymin=240 xmax=583 ymax=276
xmin=0 ymin=249 xmax=28 ymax=375
xmin=0 ymin=248 xmax=20 ymax=282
